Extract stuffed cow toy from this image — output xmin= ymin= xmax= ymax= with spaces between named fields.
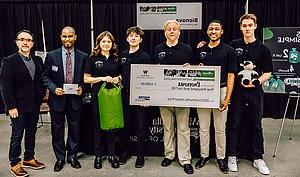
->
xmin=237 ymin=61 xmax=260 ymax=86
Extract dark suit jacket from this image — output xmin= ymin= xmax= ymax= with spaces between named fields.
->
xmin=0 ymin=52 xmax=44 ymax=114
xmin=42 ymin=48 xmax=88 ymax=112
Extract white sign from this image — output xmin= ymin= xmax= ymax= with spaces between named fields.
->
xmin=137 ymin=3 xmax=202 ymax=30
xmin=130 ymin=64 xmax=220 ymax=108
xmin=35 ymin=51 xmax=47 ymax=63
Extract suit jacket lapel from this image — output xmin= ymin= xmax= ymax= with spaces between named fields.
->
xmin=56 ymin=48 xmax=64 ymax=82
xmin=32 ymin=56 xmax=39 ymax=80
xmin=74 ymin=49 xmax=80 ymax=83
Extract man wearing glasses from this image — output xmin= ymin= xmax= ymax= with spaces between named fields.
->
xmin=0 ymin=30 xmax=45 ymax=177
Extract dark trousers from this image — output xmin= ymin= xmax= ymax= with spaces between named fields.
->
xmin=227 ymin=89 xmax=264 ymax=159
xmin=94 ymin=130 xmax=116 ymax=157
xmin=119 ymin=90 xmax=148 ymax=156
xmin=92 ymin=99 xmax=117 ymax=157
xmin=9 ymin=108 xmax=39 ymax=166
xmin=50 ymin=99 xmax=81 ymax=161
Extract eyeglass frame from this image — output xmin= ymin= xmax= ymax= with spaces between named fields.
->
xmin=16 ymin=38 xmax=34 ymax=43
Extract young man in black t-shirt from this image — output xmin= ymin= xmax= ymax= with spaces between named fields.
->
xmin=195 ymin=20 xmax=236 ymax=174
xmin=118 ymin=26 xmax=152 ymax=168
xmin=227 ymin=14 xmax=273 ymax=175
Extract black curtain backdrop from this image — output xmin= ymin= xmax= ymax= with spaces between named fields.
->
xmin=0 ymin=0 xmax=247 ymax=57
xmin=0 ymin=0 xmax=91 ymax=56
xmin=1 ymin=0 xmax=300 ymax=156
xmin=1 ymin=0 xmax=300 ymax=117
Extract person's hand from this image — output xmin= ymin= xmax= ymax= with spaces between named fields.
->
xmin=9 ymin=108 xmax=18 ymax=118
xmin=219 ymin=99 xmax=229 ymax=111
xmin=76 ymin=86 xmax=82 ymax=96
xmin=112 ymin=77 xmax=120 ymax=84
xmin=55 ymin=88 xmax=64 ymax=95
xmin=197 ymin=41 xmax=206 ymax=48
xmin=241 ymin=81 xmax=255 ymax=88
xmin=105 ymin=76 xmax=113 ymax=82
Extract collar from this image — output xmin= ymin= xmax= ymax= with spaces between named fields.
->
xmin=127 ymin=48 xmax=141 ymax=55
xmin=98 ymin=53 xmax=116 ymax=61
xmin=62 ymin=47 xmax=74 ymax=54
xmin=241 ymin=38 xmax=260 ymax=47
xmin=207 ymin=41 xmax=223 ymax=50
xmin=163 ymin=41 xmax=181 ymax=49
xmin=18 ymin=52 xmax=32 ymax=61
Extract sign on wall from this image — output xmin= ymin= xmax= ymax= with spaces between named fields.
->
xmin=137 ymin=3 xmax=202 ymax=30
xmin=263 ymin=27 xmax=300 ymax=94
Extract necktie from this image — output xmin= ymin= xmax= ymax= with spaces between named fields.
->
xmin=66 ymin=50 xmax=72 ymax=84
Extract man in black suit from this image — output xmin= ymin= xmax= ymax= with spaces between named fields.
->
xmin=0 ymin=30 xmax=45 ymax=177
xmin=42 ymin=26 xmax=88 ymax=172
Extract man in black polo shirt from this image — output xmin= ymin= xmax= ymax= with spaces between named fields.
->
xmin=194 ymin=20 xmax=236 ymax=174
xmin=153 ymin=20 xmax=194 ymax=174
xmin=227 ymin=14 xmax=273 ymax=175
xmin=118 ymin=26 xmax=152 ymax=168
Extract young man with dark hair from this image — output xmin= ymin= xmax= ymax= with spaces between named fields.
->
xmin=227 ymin=14 xmax=272 ymax=175
xmin=119 ymin=26 xmax=152 ymax=168
xmin=195 ymin=20 xmax=236 ymax=174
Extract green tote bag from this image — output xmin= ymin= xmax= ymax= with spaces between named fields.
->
xmin=97 ymin=82 xmax=124 ymax=131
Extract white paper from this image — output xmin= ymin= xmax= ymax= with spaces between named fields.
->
xmin=63 ymin=84 xmax=78 ymax=95
xmin=130 ymin=64 xmax=220 ymax=108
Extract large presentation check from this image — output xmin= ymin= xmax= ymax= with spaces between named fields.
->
xmin=130 ymin=64 xmax=220 ymax=108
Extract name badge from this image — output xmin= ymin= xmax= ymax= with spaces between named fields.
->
xmin=52 ymin=65 xmax=58 ymax=72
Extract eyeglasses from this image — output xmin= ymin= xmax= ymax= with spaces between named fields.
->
xmin=16 ymin=38 xmax=33 ymax=42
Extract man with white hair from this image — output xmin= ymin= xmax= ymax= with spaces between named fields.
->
xmin=153 ymin=20 xmax=194 ymax=174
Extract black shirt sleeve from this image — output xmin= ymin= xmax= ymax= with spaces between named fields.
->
xmin=187 ymin=45 xmax=194 ymax=64
xmin=0 ymin=57 xmax=16 ymax=110
xmin=144 ymin=52 xmax=152 ymax=64
xmin=84 ymin=57 xmax=93 ymax=75
xmin=227 ymin=48 xmax=238 ymax=73
xmin=261 ymin=46 xmax=273 ymax=73
xmin=153 ymin=46 xmax=159 ymax=64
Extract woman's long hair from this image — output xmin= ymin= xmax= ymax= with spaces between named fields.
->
xmin=90 ymin=31 xmax=118 ymax=60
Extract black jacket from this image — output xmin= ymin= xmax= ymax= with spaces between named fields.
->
xmin=0 ymin=52 xmax=44 ymax=114
xmin=42 ymin=48 xmax=88 ymax=112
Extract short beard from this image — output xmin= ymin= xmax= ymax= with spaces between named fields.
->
xmin=63 ymin=44 xmax=74 ymax=49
